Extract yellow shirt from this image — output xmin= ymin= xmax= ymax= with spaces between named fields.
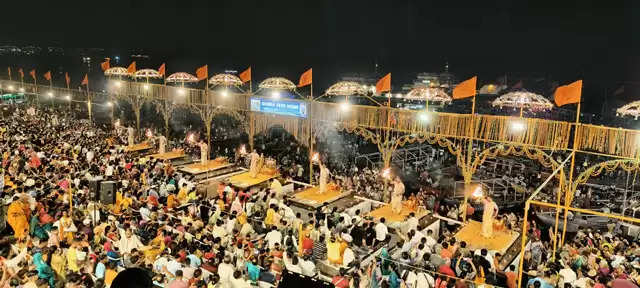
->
xmin=327 ymin=241 xmax=342 ymax=264
xmin=105 ymin=269 xmax=118 ymax=285
xmin=265 ymin=208 xmax=276 ymax=226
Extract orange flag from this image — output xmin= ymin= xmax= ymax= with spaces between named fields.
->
xmin=81 ymin=74 xmax=88 ymax=86
xmin=298 ymin=68 xmax=312 ymax=87
xmin=453 ymin=76 xmax=477 ymax=99
xmin=65 ymin=72 xmax=70 ymax=87
xmin=127 ymin=61 xmax=136 ymax=74
xmin=196 ymin=65 xmax=208 ymax=81
xmin=554 ymin=80 xmax=582 ymax=107
xmin=101 ymin=60 xmax=110 ymax=71
xmin=158 ymin=63 xmax=166 ymax=76
xmin=18 ymin=68 xmax=24 ymax=79
xmin=239 ymin=67 xmax=251 ymax=83
xmin=376 ymin=73 xmax=391 ymax=94
xmin=43 ymin=71 xmax=51 ymax=81
xmin=29 ymin=69 xmax=36 ymax=80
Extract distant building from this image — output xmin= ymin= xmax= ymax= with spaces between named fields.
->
xmin=402 ymin=72 xmax=457 ymax=92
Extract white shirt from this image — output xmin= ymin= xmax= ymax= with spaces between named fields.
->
xmin=218 ymin=262 xmax=234 ymax=288
xmin=375 ymin=222 xmax=388 ymax=241
xmin=166 ymin=259 xmax=182 ymax=276
xmin=300 ymin=259 xmax=316 ymax=277
xmin=342 ymin=247 xmax=355 ymax=268
xmin=230 ymin=277 xmax=251 ymax=288
xmin=139 ymin=207 xmax=151 ymax=221
xmin=105 ymin=165 xmax=114 ymax=177
xmin=559 ymin=268 xmax=577 ymax=288
xmin=406 ymin=217 xmax=419 ymax=233
xmin=265 ymin=230 xmax=283 ymax=249
xmin=416 ymin=272 xmax=435 ymax=288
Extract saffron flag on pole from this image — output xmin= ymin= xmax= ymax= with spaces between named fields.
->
xmin=18 ymin=68 xmax=23 ymax=79
xmin=158 ymin=63 xmax=166 ymax=76
xmin=127 ymin=61 xmax=136 ymax=74
xmin=453 ymin=76 xmax=477 ymax=99
xmin=101 ymin=59 xmax=110 ymax=71
xmin=554 ymin=80 xmax=582 ymax=107
xmin=196 ymin=65 xmax=208 ymax=81
xmin=81 ymin=74 xmax=88 ymax=86
xmin=239 ymin=67 xmax=251 ymax=83
xmin=29 ymin=69 xmax=36 ymax=80
xmin=376 ymin=73 xmax=391 ymax=94
xmin=44 ymin=71 xmax=51 ymax=81
xmin=298 ymin=68 xmax=312 ymax=87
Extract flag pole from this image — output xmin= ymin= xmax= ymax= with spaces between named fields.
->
xmin=34 ymin=73 xmax=39 ymax=107
xmin=560 ymin=89 xmax=581 ymax=246
xmin=462 ymin=85 xmax=477 ymax=223
xmin=8 ymin=68 xmax=11 ymax=81
xmin=309 ymin=80 xmax=313 ymax=185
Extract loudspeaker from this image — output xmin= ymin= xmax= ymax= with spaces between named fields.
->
xmin=99 ymin=181 xmax=117 ymax=205
xmin=88 ymin=180 xmax=100 ymax=201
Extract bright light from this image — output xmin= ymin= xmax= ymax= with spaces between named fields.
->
xmin=178 ymin=88 xmax=185 ymax=96
xmin=187 ymin=133 xmax=195 ymax=144
xmin=221 ymin=90 xmax=228 ymax=97
xmin=395 ymin=93 xmax=403 ymax=98
xmin=107 ymin=101 xmax=113 ymax=107
xmin=271 ymin=91 xmax=280 ymax=99
xmin=65 ymin=95 xmax=70 ymax=101
xmin=18 ymin=88 xmax=24 ymax=92
xmin=382 ymin=168 xmax=391 ymax=179
xmin=145 ymin=129 xmax=153 ymax=138
xmin=143 ymin=84 xmax=149 ymax=90
xmin=114 ymin=81 xmax=122 ymax=88
xmin=510 ymin=121 xmax=526 ymax=132
xmin=340 ymin=102 xmax=350 ymax=112
xmin=312 ymin=152 xmax=320 ymax=162
xmin=419 ymin=112 xmax=430 ymax=122
xmin=8 ymin=85 xmax=14 ymax=91
xmin=47 ymin=92 xmax=53 ymax=97
xmin=239 ymin=145 xmax=247 ymax=155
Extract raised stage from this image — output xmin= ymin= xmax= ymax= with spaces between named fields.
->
xmin=367 ymin=201 xmax=429 ymax=223
xmin=453 ymin=220 xmax=520 ymax=255
xmin=290 ymin=186 xmax=351 ymax=209
xmin=124 ymin=142 xmax=152 ymax=153
xmin=149 ymin=150 xmax=186 ymax=161
xmin=228 ymin=171 xmax=279 ymax=189
xmin=179 ymin=159 xmax=238 ymax=180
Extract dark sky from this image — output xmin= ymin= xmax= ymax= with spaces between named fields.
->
xmin=0 ymin=0 xmax=637 ymax=113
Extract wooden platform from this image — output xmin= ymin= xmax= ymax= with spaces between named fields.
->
xmin=179 ymin=159 xmax=232 ymax=175
xmin=367 ymin=201 xmax=428 ymax=223
xmin=290 ymin=186 xmax=351 ymax=209
xmin=228 ymin=171 xmax=279 ymax=189
xmin=149 ymin=150 xmax=186 ymax=161
xmin=124 ymin=142 xmax=152 ymax=152
xmin=453 ymin=220 xmax=520 ymax=255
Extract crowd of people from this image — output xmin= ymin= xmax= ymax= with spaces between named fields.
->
xmin=1 ymin=104 xmax=640 ymax=288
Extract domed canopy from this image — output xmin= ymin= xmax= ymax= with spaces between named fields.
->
xmin=104 ymin=67 xmax=130 ymax=77
xmin=405 ymin=87 xmax=452 ymax=103
xmin=209 ymin=74 xmax=243 ymax=87
xmin=133 ymin=69 xmax=163 ymax=79
xmin=617 ymin=101 xmax=640 ymax=119
xmin=491 ymin=91 xmax=553 ymax=111
xmin=258 ymin=77 xmax=296 ymax=90
xmin=326 ymin=81 xmax=367 ymax=96
xmin=165 ymin=72 xmax=198 ymax=83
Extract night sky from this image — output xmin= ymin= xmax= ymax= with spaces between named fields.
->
xmin=0 ymin=0 xmax=637 ymax=114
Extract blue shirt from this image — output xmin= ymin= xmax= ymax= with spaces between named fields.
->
xmin=187 ymin=254 xmax=201 ymax=268
xmin=246 ymin=262 xmax=261 ymax=282
xmin=95 ymin=262 xmax=106 ymax=279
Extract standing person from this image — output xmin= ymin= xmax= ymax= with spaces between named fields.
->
xmin=198 ymin=140 xmax=208 ymax=164
xmin=158 ymin=135 xmax=167 ymax=154
xmin=318 ymin=162 xmax=330 ymax=194
xmin=391 ymin=176 xmax=405 ymax=214
xmin=33 ymin=251 xmax=55 ymax=288
xmin=128 ymin=126 xmax=135 ymax=146
xmin=481 ymin=197 xmax=498 ymax=238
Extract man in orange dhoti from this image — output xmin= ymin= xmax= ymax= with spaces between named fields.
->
xmin=7 ymin=196 xmax=28 ymax=240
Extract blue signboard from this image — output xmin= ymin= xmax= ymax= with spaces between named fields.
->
xmin=250 ymin=97 xmax=307 ymax=118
